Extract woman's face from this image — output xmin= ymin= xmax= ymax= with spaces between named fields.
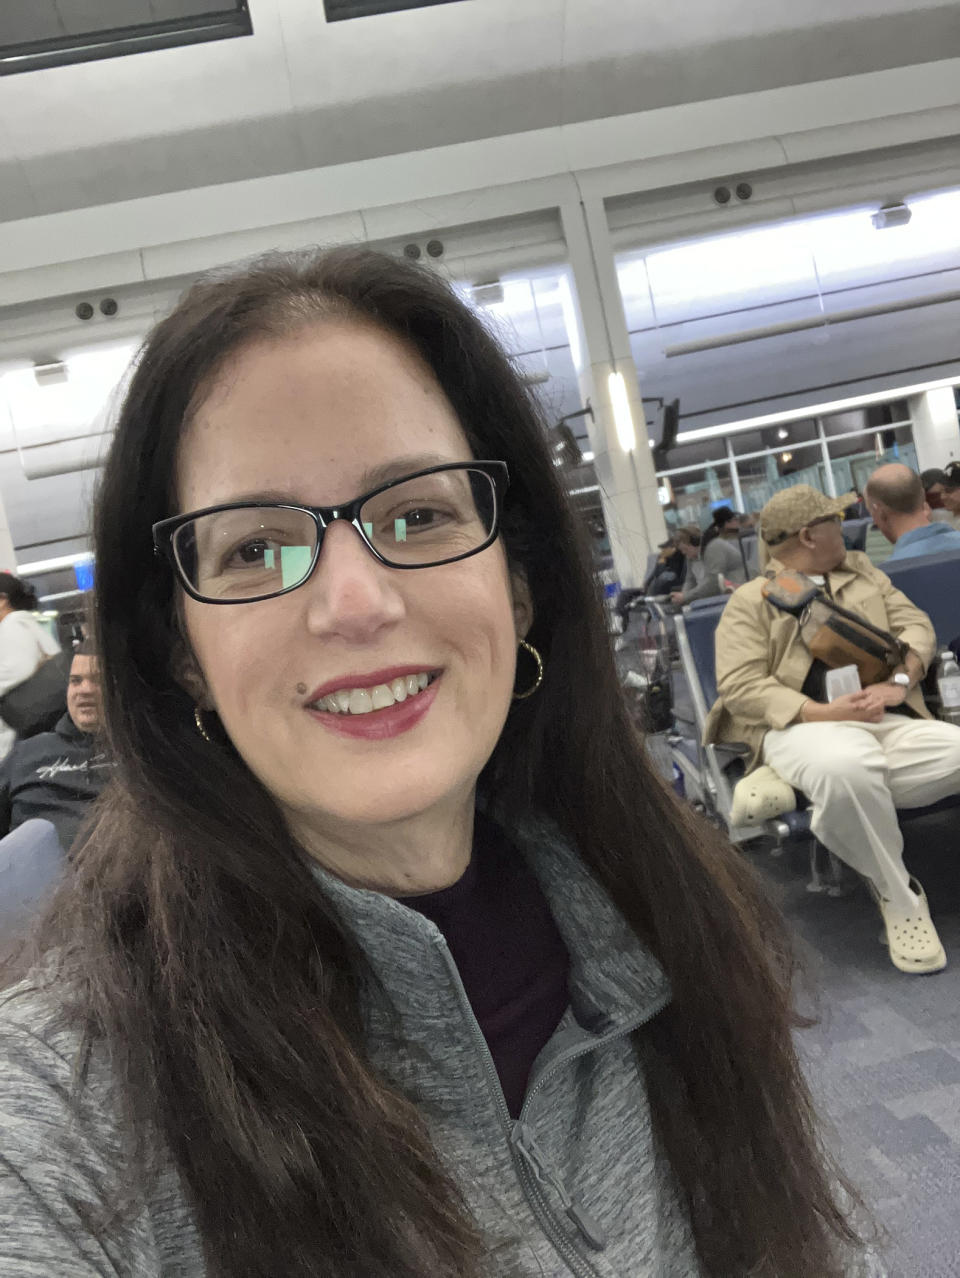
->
xmin=942 ymin=485 xmax=960 ymax=515
xmin=176 ymin=322 xmax=529 ymax=843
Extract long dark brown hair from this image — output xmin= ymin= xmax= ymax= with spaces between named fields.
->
xmin=16 ymin=247 xmax=866 ymax=1275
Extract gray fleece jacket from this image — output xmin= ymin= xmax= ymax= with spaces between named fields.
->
xmin=0 ymin=821 xmax=881 ymax=1276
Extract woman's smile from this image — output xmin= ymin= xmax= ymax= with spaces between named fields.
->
xmin=304 ymin=670 xmax=442 ymax=741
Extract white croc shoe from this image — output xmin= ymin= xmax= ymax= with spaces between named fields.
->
xmin=870 ymin=877 xmax=947 ymax=975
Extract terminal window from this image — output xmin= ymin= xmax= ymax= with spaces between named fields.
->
xmin=0 ymin=2 xmax=252 ymax=75
xmin=324 ymin=0 xmax=467 ymax=21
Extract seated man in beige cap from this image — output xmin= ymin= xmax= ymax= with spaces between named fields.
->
xmin=704 ymin=484 xmax=960 ymax=974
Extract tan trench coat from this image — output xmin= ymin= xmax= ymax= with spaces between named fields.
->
xmin=703 ymin=551 xmax=937 ymax=770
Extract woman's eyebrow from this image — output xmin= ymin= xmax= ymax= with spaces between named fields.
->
xmin=358 ymin=453 xmax=463 ymax=490
xmin=212 ymin=454 xmax=463 ymax=507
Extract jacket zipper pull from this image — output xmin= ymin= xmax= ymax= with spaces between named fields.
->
xmin=510 ymin=1122 xmax=608 ymax=1252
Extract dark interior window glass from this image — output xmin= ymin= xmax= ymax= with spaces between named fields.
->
xmin=0 ymin=2 xmax=251 ymax=75
xmin=324 ymin=0 xmax=466 ymax=21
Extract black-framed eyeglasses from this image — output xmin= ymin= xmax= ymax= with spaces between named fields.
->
xmin=152 ymin=460 xmax=509 ymax=605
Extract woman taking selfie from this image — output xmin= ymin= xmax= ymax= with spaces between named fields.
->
xmin=0 ymin=249 xmax=880 ymax=1276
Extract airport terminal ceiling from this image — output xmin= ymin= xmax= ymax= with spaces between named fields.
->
xmin=1 ymin=0 xmax=960 ymax=219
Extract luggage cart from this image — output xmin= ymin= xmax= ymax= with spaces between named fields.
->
xmin=615 ymin=597 xmax=674 ymax=735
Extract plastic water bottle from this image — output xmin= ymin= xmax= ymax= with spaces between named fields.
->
xmin=937 ymin=651 xmax=960 ymax=726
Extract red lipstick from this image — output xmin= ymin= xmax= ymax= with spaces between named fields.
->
xmin=305 ymin=675 xmax=441 ymax=741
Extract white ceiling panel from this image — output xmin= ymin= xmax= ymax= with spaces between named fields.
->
xmin=0 ymin=2 xmax=287 ymax=155
xmin=18 ymin=114 xmax=304 ymax=213
xmin=280 ymin=0 xmax=561 ymax=106
xmin=0 ymin=106 xmax=36 ymax=220
xmin=283 ymin=0 xmax=564 ymax=166
xmin=558 ymin=1 xmax=960 ymax=126
xmin=0 ymin=0 xmax=957 ymax=221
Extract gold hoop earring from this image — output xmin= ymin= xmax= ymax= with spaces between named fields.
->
xmin=193 ymin=705 xmax=214 ymax=744
xmin=513 ymin=639 xmax=543 ymax=701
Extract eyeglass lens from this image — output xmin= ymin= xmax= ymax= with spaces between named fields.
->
xmin=172 ymin=467 xmax=498 ymax=601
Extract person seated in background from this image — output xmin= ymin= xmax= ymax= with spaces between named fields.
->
xmin=671 ymin=515 xmax=747 ymax=605
xmin=641 ymin=536 xmax=686 ymax=596
xmin=0 ymin=573 xmax=62 ymax=761
xmin=0 ymin=643 xmax=110 ymax=854
xmin=920 ymin=467 xmax=956 ymax=523
xmin=700 ymin=504 xmax=738 ymax=549
xmin=705 ymin=484 xmax=960 ymax=975
xmin=865 ymin=463 xmax=960 ymax=561
xmin=941 ymin=461 xmax=960 ymax=529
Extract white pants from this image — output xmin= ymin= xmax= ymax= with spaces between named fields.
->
xmin=762 ymin=715 xmax=960 ymax=911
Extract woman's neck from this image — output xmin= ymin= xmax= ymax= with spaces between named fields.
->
xmin=288 ymin=787 xmax=477 ymax=897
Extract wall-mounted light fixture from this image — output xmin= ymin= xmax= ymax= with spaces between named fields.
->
xmin=608 ymin=372 xmax=635 ymax=452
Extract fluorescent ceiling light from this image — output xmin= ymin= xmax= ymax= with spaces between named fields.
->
xmin=608 ymin=372 xmax=635 ymax=453
xmin=581 ymin=450 xmax=595 ymax=463
xmin=17 ymin=552 xmax=93 ymax=576
xmin=2 ymin=345 xmax=136 ymax=445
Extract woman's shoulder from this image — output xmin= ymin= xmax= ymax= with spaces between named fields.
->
xmin=0 ymin=969 xmax=94 ymax=1083
xmin=0 ymin=970 xmax=197 ymax=1276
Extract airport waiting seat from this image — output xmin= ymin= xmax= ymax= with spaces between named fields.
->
xmin=0 ymin=819 xmax=64 ymax=956
xmin=738 ymin=532 xmax=759 ymax=577
xmin=884 ymin=548 xmax=960 ymax=648
xmin=842 ymin=518 xmax=871 ymax=552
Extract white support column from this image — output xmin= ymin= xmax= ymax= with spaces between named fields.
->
xmin=816 ymin=419 xmax=837 ymax=497
xmin=559 ymin=197 xmax=666 ymax=590
xmin=0 ymin=489 xmax=15 ymax=573
xmin=908 ymin=388 xmax=960 ymax=471
xmin=725 ymin=437 xmax=745 ymax=511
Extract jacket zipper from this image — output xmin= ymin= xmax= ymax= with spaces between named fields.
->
xmin=510 ymin=1121 xmax=608 ymax=1250
xmin=434 ymin=936 xmax=601 ymax=1278
xmin=514 ymin=991 xmax=671 ymax=1254
xmin=434 ymin=934 xmax=670 ymax=1276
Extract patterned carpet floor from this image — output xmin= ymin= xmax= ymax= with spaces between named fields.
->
xmin=747 ymin=830 xmax=960 ymax=1278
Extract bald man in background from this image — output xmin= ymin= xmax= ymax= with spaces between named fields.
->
xmin=865 ymin=464 xmax=960 ymax=561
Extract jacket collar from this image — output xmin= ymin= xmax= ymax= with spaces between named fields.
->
xmin=55 ymin=713 xmax=101 ymax=744
xmin=309 ymin=812 xmax=670 ymax=1036
xmin=55 ymin=713 xmax=85 ymax=741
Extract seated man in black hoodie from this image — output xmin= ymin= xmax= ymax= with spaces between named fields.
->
xmin=0 ymin=642 xmax=111 ymax=853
